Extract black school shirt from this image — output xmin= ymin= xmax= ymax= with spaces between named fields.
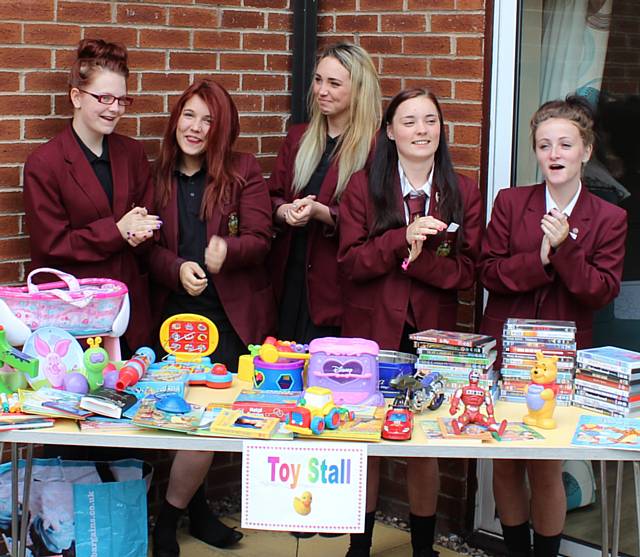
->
xmin=163 ymin=168 xmax=231 ymax=331
xmin=278 ymin=135 xmax=340 ymax=342
xmin=73 ymin=129 xmax=113 ymax=207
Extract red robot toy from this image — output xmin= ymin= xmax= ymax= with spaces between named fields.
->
xmin=449 ymin=370 xmax=507 ymax=437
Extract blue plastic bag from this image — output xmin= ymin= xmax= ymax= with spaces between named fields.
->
xmin=74 ymin=478 xmax=147 ymax=557
xmin=0 ymin=458 xmax=149 ymax=557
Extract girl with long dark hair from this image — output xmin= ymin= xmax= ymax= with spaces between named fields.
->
xmin=339 ymin=88 xmax=483 ymax=557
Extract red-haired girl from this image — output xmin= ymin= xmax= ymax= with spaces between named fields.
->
xmin=149 ymin=79 xmax=276 ymax=557
xmin=23 ymin=38 xmax=160 ymax=351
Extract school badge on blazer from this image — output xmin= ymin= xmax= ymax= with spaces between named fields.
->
xmin=228 ymin=212 xmax=239 ymax=236
xmin=436 ymin=239 xmax=451 ymax=257
xmin=436 ymin=222 xmax=460 ymax=257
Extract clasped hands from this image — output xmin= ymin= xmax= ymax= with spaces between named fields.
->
xmin=540 ymin=208 xmax=569 ymax=266
xmin=405 ymin=215 xmax=447 ymax=264
xmin=279 ymin=195 xmax=318 ymax=227
xmin=179 ymin=235 xmax=228 ymax=296
xmin=117 ymin=206 xmax=162 ymax=247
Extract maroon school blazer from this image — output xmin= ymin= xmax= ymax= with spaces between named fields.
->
xmin=338 ymin=170 xmax=483 ymax=350
xmin=267 ymin=124 xmax=344 ymax=328
xmin=148 ymin=152 xmax=276 ymax=346
xmin=478 ymin=183 xmax=627 ymax=356
xmin=23 ymin=123 xmax=154 ymax=349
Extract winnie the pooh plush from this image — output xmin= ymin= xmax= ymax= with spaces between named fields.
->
xmin=524 ymin=351 xmax=559 ymax=429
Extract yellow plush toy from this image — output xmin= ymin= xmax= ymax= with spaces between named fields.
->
xmin=523 ymin=351 xmax=559 ymax=429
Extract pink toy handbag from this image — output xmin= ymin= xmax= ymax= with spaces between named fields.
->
xmin=0 ymin=267 xmax=128 ymax=336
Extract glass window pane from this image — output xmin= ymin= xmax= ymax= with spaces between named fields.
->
xmin=513 ymin=2 xmax=640 ymax=551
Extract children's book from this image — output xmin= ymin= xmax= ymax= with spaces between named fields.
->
xmin=208 ymin=408 xmax=280 ymax=439
xmin=131 ymin=395 xmax=205 ymax=433
xmin=0 ymin=413 xmax=55 ymax=431
xmin=231 ymin=389 xmax=301 ymax=421
xmin=80 ymin=387 xmax=138 ymax=419
xmin=342 ymin=405 xmax=379 ymax=420
xmin=417 ymin=418 xmax=487 ymax=444
xmin=189 ymin=407 xmax=294 ymax=440
xmin=437 ymin=417 xmax=493 ymax=441
xmin=19 ymin=388 xmax=90 ymax=420
xmin=420 ymin=419 xmax=450 ymax=441
xmin=295 ymin=416 xmax=383 ymax=442
xmin=79 ymin=416 xmax=144 ymax=433
xmin=495 ymin=423 xmax=545 ymax=442
xmin=42 ymin=399 xmax=93 ymax=419
xmin=571 ymin=415 xmax=640 ymax=450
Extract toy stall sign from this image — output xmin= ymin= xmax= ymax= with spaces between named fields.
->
xmin=242 ymin=441 xmax=367 ymax=533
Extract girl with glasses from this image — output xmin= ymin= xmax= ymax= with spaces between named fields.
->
xmin=23 ymin=38 xmax=160 ymax=353
xmin=148 ymin=79 xmax=275 ymax=557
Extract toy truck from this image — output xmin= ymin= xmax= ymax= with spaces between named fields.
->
xmin=285 ymin=386 xmax=355 ymax=435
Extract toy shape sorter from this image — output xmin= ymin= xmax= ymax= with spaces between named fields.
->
xmin=252 ymin=356 xmax=305 ymax=392
xmin=247 ymin=337 xmax=309 ymax=392
xmin=307 ymin=337 xmax=384 ymax=406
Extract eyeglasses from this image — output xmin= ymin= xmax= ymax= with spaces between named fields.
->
xmin=78 ymin=89 xmax=134 ymax=106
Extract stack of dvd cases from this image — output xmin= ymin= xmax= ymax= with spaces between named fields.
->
xmin=574 ymin=346 xmax=640 ymax=417
xmin=500 ymin=318 xmax=576 ymax=406
xmin=409 ymin=329 xmax=499 ymax=402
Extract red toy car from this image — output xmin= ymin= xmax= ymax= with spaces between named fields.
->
xmin=381 ymin=407 xmax=413 ymax=441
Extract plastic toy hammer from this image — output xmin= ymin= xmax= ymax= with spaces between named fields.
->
xmin=255 ymin=337 xmax=310 ymax=364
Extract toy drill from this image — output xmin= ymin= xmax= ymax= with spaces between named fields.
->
xmin=115 ymin=346 xmax=155 ymax=391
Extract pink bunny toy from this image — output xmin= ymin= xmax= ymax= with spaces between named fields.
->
xmin=34 ymin=335 xmax=72 ymax=389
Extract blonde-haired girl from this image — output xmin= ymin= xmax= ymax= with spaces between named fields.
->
xmin=269 ymin=42 xmax=381 ymax=342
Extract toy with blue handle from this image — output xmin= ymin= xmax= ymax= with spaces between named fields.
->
xmin=115 ymin=347 xmax=156 ymax=391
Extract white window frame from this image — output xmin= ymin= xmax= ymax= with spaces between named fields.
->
xmin=485 ymin=0 xmax=519 ymax=218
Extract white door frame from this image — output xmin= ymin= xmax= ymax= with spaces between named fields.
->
xmin=485 ymin=0 xmax=519 ymax=215
xmin=475 ymin=0 xmax=519 ymax=534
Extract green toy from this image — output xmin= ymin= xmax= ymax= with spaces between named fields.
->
xmin=0 ymin=325 xmax=39 ymax=394
xmin=83 ymin=336 xmax=109 ymax=390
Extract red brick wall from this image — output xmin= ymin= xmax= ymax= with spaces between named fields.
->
xmin=0 ymin=0 xmax=489 ymax=534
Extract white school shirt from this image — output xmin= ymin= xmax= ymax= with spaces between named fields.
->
xmin=399 ymin=161 xmax=434 ymax=224
xmin=545 ymin=181 xmax=581 ymax=216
